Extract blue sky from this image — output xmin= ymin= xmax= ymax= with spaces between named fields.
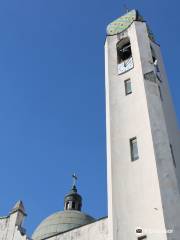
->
xmin=0 ymin=0 xmax=179 ymax=236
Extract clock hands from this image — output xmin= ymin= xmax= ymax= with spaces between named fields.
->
xmin=124 ymin=57 xmax=132 ymax=67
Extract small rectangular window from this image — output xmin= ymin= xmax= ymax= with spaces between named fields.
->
xmin=125 ymin=79 xmax=132 ymax=95
xmin=130 ymin=137 xmax=139 ymax=161
xmin=170 ymin=144 xmax=176 ymax=168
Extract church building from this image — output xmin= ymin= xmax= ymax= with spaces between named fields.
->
xmin=0 ymin=10 xmax=180 ymax=240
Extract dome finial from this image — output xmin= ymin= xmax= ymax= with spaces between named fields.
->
xmin=64 ymin=173 xmax=82 ymax=211
xmin=72 ymin=173 xmax=77 ymax=189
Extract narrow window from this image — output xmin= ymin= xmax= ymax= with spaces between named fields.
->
xmin=125 ymin=79 xmax=132 ymax=95
xmin=158 ymin=85 xmax=163 ymax=101
xmin=170 ymin=144 xmax=176 ymax=168
xmin=130 ymin=137 xmax=139 ymax=161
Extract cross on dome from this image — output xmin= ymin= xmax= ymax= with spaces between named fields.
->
xmin=72 ymin=173 xmax=78 ymax=187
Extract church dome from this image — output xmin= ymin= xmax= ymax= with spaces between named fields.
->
xmin=32 ymin=175 xmax=95 ymax=240
xmin=32 ymin=210 xmax=95 ymax=240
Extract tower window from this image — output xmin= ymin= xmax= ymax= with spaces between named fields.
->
xmin=72 ymin=202 xmax=76 ymax=209
xmin=130 ymin=137 xmax=139 ymax=161
xmin=117 ymin=41 xmax=132 ymax=64
xmin=125 ymin=79 xmax=132 ymax=95
xmin=151 ymin=46 xmax=160 ymax=74
xmin=151 ymin=46 xmax=156 ymax=63
xmin=117 ymin=38 xmax=134 ymax=75
xmin=170 ymin=144 xmax=176 ymax=168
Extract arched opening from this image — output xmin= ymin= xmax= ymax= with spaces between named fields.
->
xmin=151 ymin=46 xmax=160 ymax=73
xmin=66 ymin=202 xmax=70 ymax=210
xmin=72 ymin=202 xmax=76 ymax=210
xmin=117 ymin=38 xmax=133 ymax=74
xmin=151 ymin=46 xmax=156 ymax=63
xmin=117 ymin=41 xmax=132 ymax=63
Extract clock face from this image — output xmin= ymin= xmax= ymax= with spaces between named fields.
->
xmin=118 ymin=57 xmax=134 ymax=75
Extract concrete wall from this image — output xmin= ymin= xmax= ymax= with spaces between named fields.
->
xmin=150 ymin=40 xmax=180 ymax=190
xmin=46 ymin=218 xmax=108 ymax=240
xmin=135 ymin=21 xmax=180 ymax=239
xmin=105 ymin=21 xmax=180 ymax=240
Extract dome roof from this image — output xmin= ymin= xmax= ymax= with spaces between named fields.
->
xmin=32 ymin=210 xmax=95 ymax=240
xmin=32 ymin=175 xmax=95 ymax=240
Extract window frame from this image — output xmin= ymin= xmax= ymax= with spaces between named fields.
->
xmin=124 ymin=79 xmax=132 ymax=95
xmin=117 ymin=42 xmax=132 ymax=64
xmin=116 ymin=38 xmax=132 ymax=64
xmin=130 ymin=137 xmax=139 ymax=161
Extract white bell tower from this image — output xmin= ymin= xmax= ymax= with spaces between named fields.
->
xmin=105 ymin=10 xmax=180 ymax=240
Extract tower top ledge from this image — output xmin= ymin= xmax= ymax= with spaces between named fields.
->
xmin=106 ymin=9 xmax=155 ymax=41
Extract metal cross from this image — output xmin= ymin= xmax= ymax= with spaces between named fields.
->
xmin=72 ymin=173 xmax=78 ymax=186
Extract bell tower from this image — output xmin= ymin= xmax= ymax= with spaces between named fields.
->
xmin=105 ymin=10 xmax=180 ymax=240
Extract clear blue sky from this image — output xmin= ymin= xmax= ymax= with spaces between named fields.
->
xmin=0 ymin=0 xmax=179 ymax=236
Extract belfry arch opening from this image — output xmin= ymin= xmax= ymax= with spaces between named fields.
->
xmin=151 ymin=45 xmax=160 ymax=76
xmin=150 ymin=46 xmax=157 ymax=64
xmin=116 ymin=37 xmax=134 ymax=74
xmin=117 ymin=38 xmax=132 ymax=64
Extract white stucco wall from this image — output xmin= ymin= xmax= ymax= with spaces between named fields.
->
xmin=0 ymin=212 xmax=29 ymax=240
xmin=105 ymin=20 xmax=180 ymax=240
xmin=0 ymin=217 xmax=9 ymax=240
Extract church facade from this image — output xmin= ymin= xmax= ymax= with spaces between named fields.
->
xmin=1 ymin=10 xmax=180 ymax=240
